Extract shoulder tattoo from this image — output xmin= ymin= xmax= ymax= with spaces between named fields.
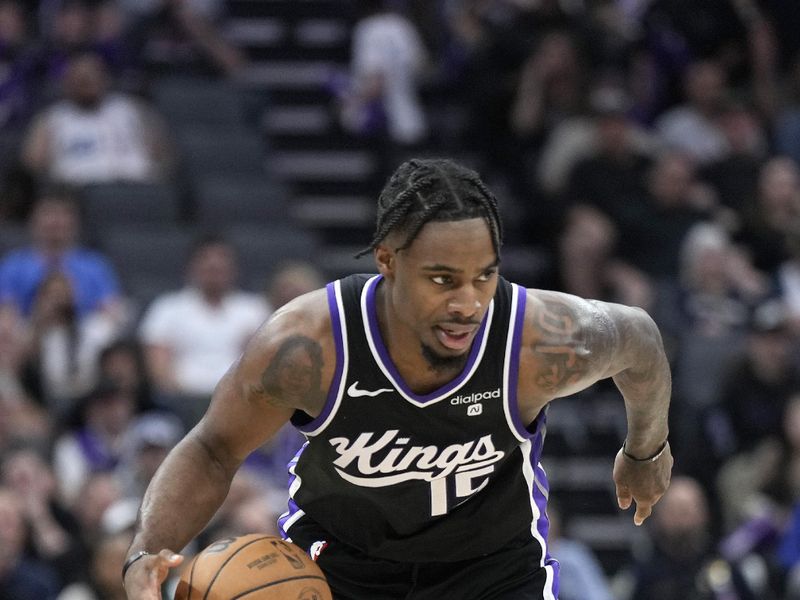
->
xmin=530 ymin=296 xmax=615 ymax=393
xmin=249 ymin=335 xmax=326 ymax=409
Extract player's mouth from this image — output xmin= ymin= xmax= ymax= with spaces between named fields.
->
xmin=434 ymin=325 xmax=477 ymax=351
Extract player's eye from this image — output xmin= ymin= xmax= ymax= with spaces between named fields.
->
xmin=476 ymin=269 xmax=496 ymax=282
xmin=431 ymin=275 xmax=452 ymax=285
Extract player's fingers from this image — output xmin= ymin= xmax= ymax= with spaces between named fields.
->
xmin=633 ymin=501 xmax=653 ymax=526
xmin=616 ymin=486 xmax=632 ymax=510
xmin=150 ymin=549 xmax=184 ymax=584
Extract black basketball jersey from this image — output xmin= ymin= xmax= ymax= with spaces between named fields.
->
xmin=280 ymin=274 xmax=557 ymax=581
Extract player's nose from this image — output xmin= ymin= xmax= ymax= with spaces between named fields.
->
xmin=447 ymin=286 xmax=481 ymax=318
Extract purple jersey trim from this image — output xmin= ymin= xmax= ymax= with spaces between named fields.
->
xmin=530 ymin=450 xmax=560 ymax=597
xmin=278 ymin=445 xmax=306 ymax=538
xmin=508 ymin=286 xmax=533 ymax=439
xmin=364 ymin=275 xmax=490 ymax=404
xmin=295 ymin=282 xmax=344 ymax=434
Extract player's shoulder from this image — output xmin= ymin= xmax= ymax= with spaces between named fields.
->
xmin=522 ymin=288 xmax=604 ymax=337
xmin=244 ymin=287 xmax=333 ymax=357
xmin=520 ymin=287 xmax=652 ymax=358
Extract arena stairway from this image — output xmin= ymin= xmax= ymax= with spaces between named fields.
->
xmin=225 ymin=0 xmax=376 ymax=263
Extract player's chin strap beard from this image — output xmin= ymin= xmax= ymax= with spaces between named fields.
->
xmin=421 ymin=343 xmax=468 ymax=373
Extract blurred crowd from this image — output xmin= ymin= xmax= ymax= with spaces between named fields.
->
xmin=2 ymin=0 xmax=800 ymax=599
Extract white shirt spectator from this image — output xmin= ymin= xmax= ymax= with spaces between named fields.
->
xmin=351 ymin=12 xmax=428 ymax=144
xmin=42 ymin=93 xmax=158 ymax=185
xmin=138 ymin=288 xmax=269 ymax=396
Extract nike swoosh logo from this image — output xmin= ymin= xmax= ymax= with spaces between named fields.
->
xmin=347 ymin=381 xmax=393 ymax=398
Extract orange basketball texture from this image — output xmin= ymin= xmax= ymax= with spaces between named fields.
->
xmin=174 ymin=534 xmax=332 ymax=600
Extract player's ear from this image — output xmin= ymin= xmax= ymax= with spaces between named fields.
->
xmin=374 ymin=243 xmax=395 ymax=279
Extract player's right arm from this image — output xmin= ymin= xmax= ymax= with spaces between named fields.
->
xmin=123 ymin=290 xmax=334 ymax=599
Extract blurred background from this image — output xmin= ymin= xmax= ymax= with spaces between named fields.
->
xmin=2 ymin=0 xmax=800 ymax=598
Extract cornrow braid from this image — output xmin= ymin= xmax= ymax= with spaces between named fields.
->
xmin=355 ymin=158 xmax=503 ymax=258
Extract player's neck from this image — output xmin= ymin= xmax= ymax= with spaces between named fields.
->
xmin=375 ymin=281 xmax=463 ymax=394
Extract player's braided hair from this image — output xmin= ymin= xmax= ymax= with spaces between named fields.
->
xmin=356 ymin=158 xmax=503 ymax=258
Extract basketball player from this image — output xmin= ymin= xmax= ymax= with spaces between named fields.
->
xmin=123 ymin=159 xmax=673 ymax=599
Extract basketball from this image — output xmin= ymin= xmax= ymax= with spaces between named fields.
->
xmin=174 ymin=534 xmax=332 ymax=600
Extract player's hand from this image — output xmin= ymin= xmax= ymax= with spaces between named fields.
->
xmin=124 ymin=549 xmax=183 ymax=599
xmin=612 ymin=441 xmax=673 ymax=526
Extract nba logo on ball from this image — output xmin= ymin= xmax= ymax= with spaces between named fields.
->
xmin=298 ymin=587 xmax=326 ymax=599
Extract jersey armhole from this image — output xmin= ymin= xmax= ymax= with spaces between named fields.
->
xmin=504 ymin=284 xmax=534 ymax=442
xmin=292 ymin=280 xmax=347 ymax=435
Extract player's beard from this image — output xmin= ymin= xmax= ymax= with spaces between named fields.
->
xmin=421 ymin=343 xmax=469 ymax=373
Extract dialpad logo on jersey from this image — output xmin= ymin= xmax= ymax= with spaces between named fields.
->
xmin=449 ymin=388 xmax=501 ymax=405
xmin=450 ymin=388 xmax=499 ymax=416
xmin=328 ymin=430 xmax=505 ymax=516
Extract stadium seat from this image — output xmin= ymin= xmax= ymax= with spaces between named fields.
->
xmin=79 ymin=182 xmax=182 ymax=233
xmin=151 ymin=76 xmax=247 ymax=127
xmin=97 ymin=225 xmax=196 ymax=306
xmin=177 ymin=128 xmax=268 ymax=178
xmin=193 ymin=175 xmax=289 ymax=227
xmin=225 ymin=223 xmax=322 ymax=290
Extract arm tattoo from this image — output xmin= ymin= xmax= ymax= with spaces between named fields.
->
xmin=531 ymin=297 xmax=588 ymax=393
xmin=250 ymin=335 xmax=326 ymax=409
xmin=531 ymin=296 xmax=616 ymax=394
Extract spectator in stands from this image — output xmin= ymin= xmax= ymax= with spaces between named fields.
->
xmin=654 ymin=60 xmax=730 ymax=165
xmin=0 ymin=443 xmax=87 ymax=588
xmin=0 ymin=190 xmax=124 ymax=321
xmin=0 ymin=303 xmax=27 ymax=402
xmin=774 ymin=53 xmax=800 ymax=169
xmin=20 ymin=51 xmax=173 ymax=186
xmin=69 ymin=472 xmax=122 ymax=551
xmin=656 ymin=223 xmax=767 ymax=475
xmin=546 ymin=501 xmax=613 ymax=600
xmin=198 ymin=469 xmax=280 ymax=549
xmin=0 ymin=485 xmax=61 ymax=599
xmin=776 ymin=395 xmax=800 ymax=598
xmin=114 ymin=411 xmax=183 ymax=502
xmin=619 ymin=151 xmax=715 ymax=280
xmin=699 ymin=99 xmax=768 ymax=219
xmin=736 ymin=157 xmax=800 ymax=275
xmin=628 ymin=476 xmax=718 ymax=600
xmin=778 ymin=229 xmax=800 ymax=332
xmin=336 ymin=0 xmax=429 ymax=146
xmin=556 ymin=84 xmax=659 ymax=221
xmin=19 ymin=270 xmax=126 ymax=414
xmin=0 ymin=0 xmax=39 ymax=133
xmin=264 ymin=260 xmax=324 ymax=312
xmin=116 ymin=0 xmax=245 ymax=78
xmin=511 ymin=30 xmax=586 ymax=150
xmin=719 ymin=393 xmax=800 ymax=534
xmin=546 ymin=204 xmax=653 ymax=310
xmin=52 ymin=377 xmax=138 ymax=506
xmin=37 ymin=0 xmax=131 ymax=90
xmin=56 ymin=530 xmax=132 ymax=600
xmin=713 ymin=300 xmax=800 ymax=460
xmin=138 ymin=234 xmax=270 ymax=428
xmin=96 ymin=338 xmax=156 ymax=413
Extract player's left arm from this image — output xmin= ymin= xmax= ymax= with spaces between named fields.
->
xmin=522 ymin=289 xmax=672 ymax=525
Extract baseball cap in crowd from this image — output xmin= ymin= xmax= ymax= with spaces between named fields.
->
xmin=123 ymin=412 xmax=184 ymax=454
